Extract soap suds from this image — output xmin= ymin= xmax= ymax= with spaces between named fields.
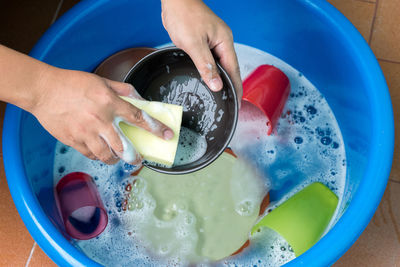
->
xmin=112 ymin=116 xmax=140 ymax=164
xmin=141 ymin=110 xmax=158 ymax=131
xmin=173 ymin=127 xmax=207 ymax=166
xmin=51 ymin=43 xmax=347 ymax=267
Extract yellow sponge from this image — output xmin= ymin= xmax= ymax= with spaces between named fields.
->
xmin=119 ymin=97 xmax=183 ymax=167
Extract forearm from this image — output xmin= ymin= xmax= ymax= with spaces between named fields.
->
xmin=0 ymin=45 xmax=53 ymax=112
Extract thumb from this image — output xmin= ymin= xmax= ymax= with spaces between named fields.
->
xmin=182 ymin=41 xmax=223 ymax=92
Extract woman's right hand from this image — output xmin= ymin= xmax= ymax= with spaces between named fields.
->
xmin=30 ymin=67 xmax=174 ymax=165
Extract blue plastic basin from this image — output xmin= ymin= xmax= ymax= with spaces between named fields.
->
xmin=2 ymin=0 xmax=394 ymax=266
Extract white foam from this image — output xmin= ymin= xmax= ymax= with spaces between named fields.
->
xmin=52 ymin=43 xmax=347 ymax=267
xmin=160 ymin=75 xmax=218 ymax=135
xmin=230 ymin=158 xmax=267 ymax=216
xmin=173 ymin=127 xmax=207 ymax=166
xmin=141 ymin=110 xmax=158 ymax=131
xmin=112 ymin=116 xmax=138 ymax=164
xmin=225 ymin=227 xmax=296 ymax=266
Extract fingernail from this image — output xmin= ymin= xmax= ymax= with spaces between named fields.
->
xmin=163 ymin=129 xmax=174 ymax=140
xmin=209 ymin=77 xmax=223 ymax=91
xmin=127 ymin=84 xmax=136 ymax=97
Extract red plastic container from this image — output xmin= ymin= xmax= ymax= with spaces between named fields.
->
xmin=242 ymin=65 xmax=290 ymax=135
xmin=55 ymin=172 xmax=108 ymax=240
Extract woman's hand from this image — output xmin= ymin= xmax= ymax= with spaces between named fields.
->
xmin=161 ymin=0 xmax=243 ymax=101
xmin=30 ymin=68 xmax=174 ymax=165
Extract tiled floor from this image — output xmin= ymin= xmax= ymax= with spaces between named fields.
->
xmin=0 ymin=0 xmax=399 ymax=266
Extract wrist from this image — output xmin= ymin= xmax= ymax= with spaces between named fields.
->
xmin=23 ymin=63 xmax=56 ymax=113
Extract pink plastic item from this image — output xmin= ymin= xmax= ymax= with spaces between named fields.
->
xmin=55 ymin=172 xmax=108 ymax=240
xmin=242 ymin=65 xmax=290 ymax=135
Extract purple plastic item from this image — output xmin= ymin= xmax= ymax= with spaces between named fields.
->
xmin=55 ymin=172 xmax=108 ymax=240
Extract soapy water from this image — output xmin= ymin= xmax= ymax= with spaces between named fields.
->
xmin=158 ymin=75 xmax=220 ymax=136
xmin=173 ymin=127 xmax=207 ymax=166
xmin=112 ymin=116 xmax=139 ymax=164
xmin=52 ymin=43 xmax=346 ymax=266
xmin=145 ymin=126 xmax=207 ymax=168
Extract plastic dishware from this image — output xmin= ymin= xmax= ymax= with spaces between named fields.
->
xmin=242 ymin=65 xmax=290 ymax=135
xmin=124 ymin=47 xmax=239 ymax=174
xmin=94 ymin=47 xmax=155 ymax=81
xmin=55 ymin=172 xmax=108 ymax=240
xmin=252 ymin=183 xmax=338 ymax=256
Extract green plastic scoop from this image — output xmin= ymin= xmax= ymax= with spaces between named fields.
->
xmin=251 ymin=182 xmax=338 ymax=256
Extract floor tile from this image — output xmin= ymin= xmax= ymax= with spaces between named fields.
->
xmin=0 ymin=0 xmax=61 ymax=54
xmin=379 ymin=60 xmax=400 ymax=182
xmin=370 ymin=0 xmax=400 ymax=62
xmin=334 ymin=181 xmax=400 ymax=266
xmin=0 ymin=158 xmax=34 ymax=266
xmin=28 ymin=243 xmax=57 ymax=267
xmin=328 ymin=0 xmax=376 ymax=42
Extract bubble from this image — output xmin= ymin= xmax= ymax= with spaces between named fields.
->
xmin=325 ymin=128 xmax=332 ymax=136
xmin=316 ymin=127 xmax=325 ymax=136
xmin=173 ymin=127 xmax=207 ymax=166
xmin=135 ymin=201 xmax=144 ymax=210
xmin=321 ymin=136 xmax=332 ymax=145
xmin=160 ymin=245 xmax=170 ymax=254
xmin=294 ymin=136 xmax=303 ymax=144
xmin=306 ymin=105 xmax=317 ymax=115
xmin=58 ymin=166 xmax=65 ymax=173
xmin=185 ymin=215 xmax=194 ymax=225
xmin=332 ymin=142 xmax=339 ymax=149
xmin=60 ymin=146 xmax=68 ymax=154
xmin=132 ymin=179 xmax=145 ymax=193
xmin=123 ymin=163 xmax=136 ymax=172
xmin=161 ymin=208 xmax=178 ymax=221
xmin=236 ymin=200 xmax=254 ymax=216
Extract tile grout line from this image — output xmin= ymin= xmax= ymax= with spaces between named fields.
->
xmin=368 ymin=0 xmax=379 ymax=44
xmin=50 ymin=0 xmax=64 ymax=25
xmin=355 ymin=0 xmax=376 ymax=4
xmin=25 ymin=242 xmax=37 ymax=267
xmin=378 ymin=58 xmax=400 ymax=65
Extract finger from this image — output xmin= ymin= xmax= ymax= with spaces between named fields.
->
xmin=74 ymin=143 xmax=97 ymax=160
xmin=105 ymin=79 xmax=144 ymax=99
xmin=112 ymin=120 xmax=143 ymax=165
xmin=213 ymin=40 xmax=243 ymax=103
xmin=116 ymin=100 xmax=174 ymax=140
xmin=86 ymin=136 xmax=119 ymax=165
xmin=180 ymin=39 xmax=223 ymax=92
xmin=100 ymin=126 xmax=124 ymax=159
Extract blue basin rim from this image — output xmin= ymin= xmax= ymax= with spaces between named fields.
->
xmin=2 ymin=0 xmax=394 ymax=266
